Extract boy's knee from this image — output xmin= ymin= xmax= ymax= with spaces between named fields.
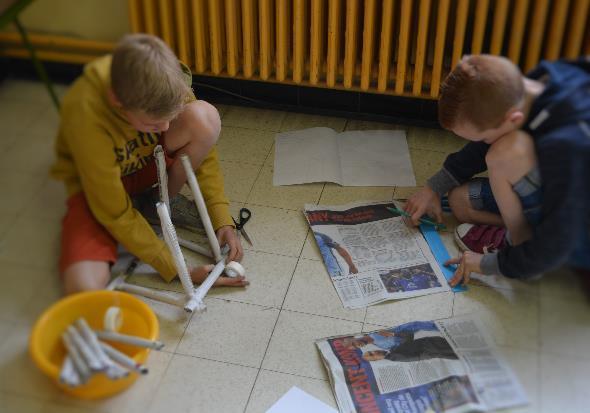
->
xmin=448 ymin=184 xmax=476 ymax=222
xmin=184 ymin=100 xmax=221 ymax=146
xmin=485 ymin=130 xmax=535 ymax=172
xmin=62 ymin=261 xmax=110 ymax=295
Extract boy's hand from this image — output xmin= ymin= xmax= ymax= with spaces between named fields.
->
xmin=190 ymin=264 xmax=249 ymax=287
xmin=445 ymin=252 xmax=483 ymax=287
xmin=217 ymin=225 xmax=244 ymax=263
xmin=404 ymin=187 xmax=443 ymax=226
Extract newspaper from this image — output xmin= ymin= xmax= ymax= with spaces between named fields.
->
xmin=316 ymin=315 xmax=528 ymax=413
xmin=304 ymin=201 xmax=450 ymax=309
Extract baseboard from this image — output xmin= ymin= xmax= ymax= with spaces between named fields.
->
xmin=1 ymin=57 xmax=441 ymax=129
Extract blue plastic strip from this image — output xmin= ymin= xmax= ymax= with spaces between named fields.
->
xmin=420 ymin=224 xmax=467 ymax=292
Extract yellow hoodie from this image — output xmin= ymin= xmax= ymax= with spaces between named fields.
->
xmin=51 ymin=55 xmax=232 ymax=282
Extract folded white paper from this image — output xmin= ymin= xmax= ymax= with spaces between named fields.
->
xmin=273 ymin=127 xmax=416 ymax=187
xmin=266 ymin=387 xmax=337 ymax=413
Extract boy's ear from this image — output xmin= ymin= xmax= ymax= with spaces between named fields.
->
xmin=506 ymin=108 xmax=524 ymax=125
xmin=107 ymin=88 xmax=123 ymax=108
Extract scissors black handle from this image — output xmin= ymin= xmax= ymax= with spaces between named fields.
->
xmin=233 ymin=208 xmax=251 ymax=230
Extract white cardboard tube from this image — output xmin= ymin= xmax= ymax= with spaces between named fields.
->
xmin=59 ymin=356 xmax=80 ymax=387
xmin=194 ymin=260 xmax=226 ymax=303
xmin=76 ymin=318 xmax=112 ymax=368
xmin=154 ymin=145 xmax=170 ymax=212
xmin=100 ymin=342 xmax=149 ymax=375
xmin=157 ymin=202 xmax=195 ymax=298
xmin=180 ymin=155 xmax=222 ymax=262
xmin=95 ymin=330 xmax=165 ymax=351
xmin=62 ymin=332 xmax=91 ymax=382
xmin=116 ymin=283 xmax=186 ymax=308
xmin=67 ymin=326 xmax=104 ymax=371
xmin=178 ymin=237 xmax=214 ymax=258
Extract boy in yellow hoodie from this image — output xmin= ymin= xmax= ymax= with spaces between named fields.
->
xmin=51 ymin=34 xmax=248 ymax=294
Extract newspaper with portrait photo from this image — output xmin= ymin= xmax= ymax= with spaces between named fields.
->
xmin=316 ymin=315 xmax=528 ymax=413
xmin=304 ymin=200 xmax=450 ymax=309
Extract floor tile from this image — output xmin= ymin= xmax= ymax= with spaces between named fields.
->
xmin=538 ymin=267 xmax=588 ymax=303
xmin=217 ymin=126 xmax=276 ymax=165
xmin=21 ymin=177 xmax=67 ymax=222
xmin=540 ymin=353 xmax=590 ymax=413
xmin=208 ymin=250 xmax=298 ymax=308
xmin=222 ymin=106 xmax=286 ymax=131
xmin=262 ymin=310 xmax=362 ymax=380
xmin=0 ymin=212 xmax=18 ymax=241
xmin=300 ymin=230 xmax=322 ymax=261
xmin=214 ymin=103 xmax=229 ymax=119
xmin=409 ymin=149 xmax=448 ymax=186
xmin=177 ymin=299 xmax=279 ymax=368
xmin=242 ymin=204 xmax=309 ymax=257
xmin=0 ymin=320 xmax=17 ymax=348
xmin=53 ymin=351 xmax=173 ymax=413
xmin=0 ymin=100 xmax=47 ymax=139
xmin=0 ymin=131 xmax=54 ymax=177
xmin=497 ymin=346 xmax=540 ymax=413
xmin=0 ymin=392 xmax=87 ymax=413
xmin=0 ymin=170 xmax=47 ymax=216
xmin=0 ymin=323 xmax=61 ymax=400
xmin=364 ymin=291 xmax=454 ymax=327
xmin=0 ymin=262 xmax=55 ymax=323
xmin=149 ymin=354 xmax=258 ymax=413
xmin=393 ymin=186 xmax=422 ymax=200
xmin=0 ymin=78 xmax=68 ymax=106
xmin=136 ymin=297 xmax=192 ymax=353
xmin=279 ymin=112 xmax=347 ymax=132
xmin=219 ymin=160 xmax=262 ymax=203
xmin=319 ymin=183 xmax=394 ymax=205
xmin=245 ymin=369 xmax=337 ymax=413
xmin=539 ymin=294 xmax=590 ymax=359
xmin=453 ymin=285 xmax=539 ymax=350
xmin=283 ymin=258 xmax=366 ymax=322
xmin=248 ymin=166 xmax=323 ymax=210
xmin=406 ymin=127 xmax=464 ymax=153
xmin=0 ymin=215 xmax=60 ymax=269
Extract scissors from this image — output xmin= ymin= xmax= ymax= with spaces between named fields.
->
xmin=233 ymin=208 xmax=253 ymax=246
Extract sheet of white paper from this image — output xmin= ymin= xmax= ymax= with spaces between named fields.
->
xmin=339 ymin=129 xmax=415 ymax=186
xmin=266 ymin=387 xmax=337 ymax=413
xmin=273 ymin=127 xmax=341 ymax=185
xmin=273 ymin=127 xmax=416 ymax=187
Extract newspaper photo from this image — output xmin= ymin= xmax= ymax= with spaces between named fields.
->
xmin=316 ymin=315 xmax=528 ymax=413
xmin=304 ymin=201 xmax=450 ymax=309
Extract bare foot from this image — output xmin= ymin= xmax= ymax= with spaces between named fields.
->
xmin=190 ymin=265 xmax=250 ymax=287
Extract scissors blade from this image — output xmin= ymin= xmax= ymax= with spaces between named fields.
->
xmin=240 ymin=227 xmax=254 ymax=247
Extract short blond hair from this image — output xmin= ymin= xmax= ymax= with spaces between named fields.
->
xmin=439 ymin=55 xmax=524 ymax=130
xmin=111 ymin=34 xmax=191 ymax=118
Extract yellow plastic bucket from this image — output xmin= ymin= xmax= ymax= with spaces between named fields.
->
xmin=29 ymin=290 xmax=159 ymax=399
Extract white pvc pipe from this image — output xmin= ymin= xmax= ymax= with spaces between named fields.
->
xmin=100 ymin=342 xmax=149 ymax=375
xmin=157 ymin=202 xmax=194 ymax=298
xmin=180 ymin=155 xmax=222 ymax=262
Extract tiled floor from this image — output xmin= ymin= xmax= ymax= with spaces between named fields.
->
xmin=0 ymin=78 xmax=589 ymax=413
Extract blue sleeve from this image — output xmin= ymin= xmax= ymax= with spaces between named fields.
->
xmin=443 ymin=141 xmax=490 ymax=184
xmin=498 ymin=136 xmax=587 ymax=278
xmin=395 ymin=321 xmax=438 ymax=333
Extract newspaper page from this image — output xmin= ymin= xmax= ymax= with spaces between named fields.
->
xmin=316 ymin=315 xmax=528 ymax=413
xmin=304 ymin=201 xmax=450 ymax=309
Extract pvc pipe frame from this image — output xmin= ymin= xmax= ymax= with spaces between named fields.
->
xmin=180 ymin=154 xmax=223 ymax=262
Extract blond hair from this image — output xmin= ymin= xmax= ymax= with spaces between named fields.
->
xmin=111 ymin=34 xmax=191 ymax=118
xmin=438 ymin=55 xmax=524 ymax=131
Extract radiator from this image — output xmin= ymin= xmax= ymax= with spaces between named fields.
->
xmin=128 ymin=0 xmax=589 ymax=99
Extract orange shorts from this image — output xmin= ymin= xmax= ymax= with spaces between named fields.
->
xmin=59 ymin=140 xmax=175 ymax=275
